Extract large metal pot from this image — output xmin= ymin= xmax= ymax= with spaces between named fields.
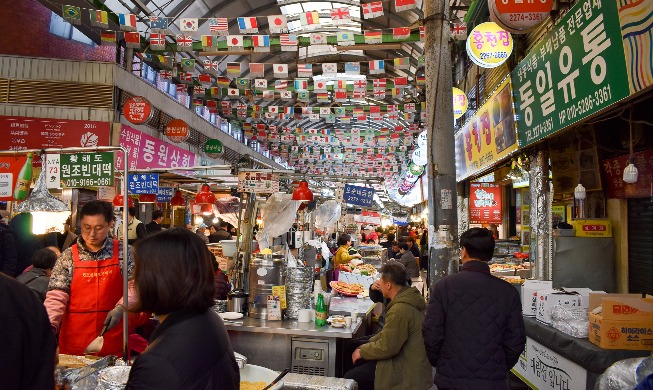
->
xmin=227 ymin=289 xmax=249 ymax=314
xmin=248 ymin=254 xmax=285 ymax=319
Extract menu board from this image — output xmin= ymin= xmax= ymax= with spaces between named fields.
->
xmin=0 ymin=116 xmax=110 ymax=151
xmin=237 ymin=172 xmax=280 ymax=193
xmin=469 ymin=183 xmax=502 ymax=224
xmin=49 ymin=152 xmax=114 ymax=188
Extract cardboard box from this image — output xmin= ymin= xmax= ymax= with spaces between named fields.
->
xmin=569 ymin=219 xmax=612 ymax=238
xmin=522 ymin=280 xmax=553 ymax=317
xmin=562 ymin=287 xmax=605 ymax=310
xmin=536 ymin=290 xmax=583 ymax=325
xmin=588 ymin=293 xmax=653 ymax=350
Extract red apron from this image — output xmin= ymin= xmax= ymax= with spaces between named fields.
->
xmin=59 ymin=240 xmax=124 ymax=357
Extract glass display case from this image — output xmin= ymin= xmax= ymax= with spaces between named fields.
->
xmin=357 ymin=245 xmax=388 ymax=270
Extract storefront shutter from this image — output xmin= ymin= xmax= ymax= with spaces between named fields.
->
xmin=627 ymin=198 xmax=653 ymax=295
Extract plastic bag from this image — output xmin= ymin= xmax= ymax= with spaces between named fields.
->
xmin=255 ymin=193 xmax=300 ymax=249
xmin=550 ymin=305 xmax=589 ymax=338
xmin=214 ymin=196 xmax=242 ymax=228
xmin=314 ymin=200 xmax=341 ymax=229
xmin=595 ymin=357 xmax=653 ymax=390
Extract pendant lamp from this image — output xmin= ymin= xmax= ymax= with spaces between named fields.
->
xmin=170 ymin=190 xmax=186 ymax=208
xmin=292 ymin=180 xmax=313 ymax=202
xmin=14 ymin=154 xmax=71 ymax=235
xmin=195 ymin=183 xmax=216 ymax=204
xmin=112 ymin=194 xmax=134 ymax=208
xmin=139 ymin=193 xmax=157 ymax=203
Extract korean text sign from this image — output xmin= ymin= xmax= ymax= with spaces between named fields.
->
xmin=511 ymin=0 xmax=629 ymax=147
xmin=0 ymin=156 xmax=28 ymax=200
xmin=128 ymin=173 xmax=159 ymax=195
xmin=469 ymin=183 xmax=502 ymax=224
xmin=0 ymin=116 xmax=110 ymax=151
xmin=455 ymin=77 xmax=518 ymax=181
xmin=602 ymin=149 xmax=653 ymax=198
xmin=118 ymin=125 xmax=198 ymax=170
xmin=237 ymin=172 xmax=280 ymax=193
xmin=55 ymin=152 xmax=114 ymax=188
xmin=156 ymin=187 xmax=174 ymax=202
xmin=343 ymin=184 xmax=375 ymax=207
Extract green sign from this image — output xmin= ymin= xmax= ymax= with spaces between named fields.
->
xmin=512 ymin=0 xmax=629 ymax=147
xmin=58 ymin=152 xmax=114 ymax=188
xmin=204 ymin=139 xmax=224 ymax=158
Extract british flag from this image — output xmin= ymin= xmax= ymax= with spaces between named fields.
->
xmin=353 ymin=80 xmax=367 ymax=91
xmin=373 ymin=88 xmax=385 ymax=98
xmin=362 ymin=1 xmax=384 ymax=19
xmin=330 ymin=7 xmax=351 ymax=23
xmin=176 ymin=35 xmax=193 ymax=51
xmin=158 ymin=70 xmax=172 ymax=79
xmin=450 ymin=23 xmax=467 ymax=40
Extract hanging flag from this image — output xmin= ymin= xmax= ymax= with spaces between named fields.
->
xmin=280 ymin=90 xmax=293 ymax=100
xmin=221 ymin=101 xmax=233 ymax=113
xmin=418 ymin=55 xmax=425 ymax=67
xmin=330 ymin=7 xmax=351 ymax=24
xmin=352 ymin=91 xmax=366 ymax=99
xmin=344 ymin=62 xmax=360 ymax=75
xmin=192 ymin=98 xmax=204 ymax=107
xmin=235 ymin=78 xmax=250 ymax=89
xmin=149 ymin=16 xmax=170 ymax=33
xmin=252 ymin=35 xmax=270 ymax=52
xmin=119 ymin=13 xmax=138 ymax=31
xmin=180 ymin=18 xmax=198 ymax=34
xmin=368 ymin=60 xmax=385 ymax=74
xmin=273 ymin=64 xmax=288 ymax=78
xmin=373 ymin=78 xmax=386 ymax=88
xmin=150 ymin=33 xmax=166 ymax=50
xmin=124 ymin=32 xmax=140 ymax=48
xmin=279 ymin=34 xmax=298 ymax=51
xmin=314 ymin=80 xmax=328 ymax=92
xmin=275 ymin=80 xmax=288 ymax=90
xmin=227 ymin=88 xmax=240 ymax=97
xmin=181 ymin=58 xmax=195 ymax=69
xmin=337 ymin=32 xmax=355 ymax=46
xmin=227 ymin=35 xmax=244 ymax=49
xmin=249 ymin=63 xmax=265 ymax=78
xmin=201 ymin=35 xmax=217 ymax=49
xmin=394 ymin=57 xmax=410 ymax=70
xmin=178 ymin=72 xmax=193 ymax=84
xmin=297 ymin=63 xmax=313 ymax=78
xmin=262 ymin=90 xmax=274 ymax=100
xmin=322 ymin=63 xmax=337 ymax=75
xmin=391 ymin=88 xmax=403 ymax=98
xmin=334 ymin=107 xmax=346 ymax=116
xmin=198 ymin=74 xmax=212 ymax=86
xmin=100 ymin=32 xmax=116 ymax=45
xmin=300 ymin=11 xmax=320 ymax=28
xmin=158 ymin=55 xmax=174 ymax=69
xmin=373 ymin=88 xmax=386 ymax=98
xmin=62 ymin=5 xmax=82 ymax=25
xmin=268 ymin=106 xmax=279 ymax=114
xmin=404 ymin=102 xmax=415 ymax=112
xmin=395 ymin=0 xmax=416 ymax=12
xmin=89 ymin=9 xmax=108 ymax=29
xmin=227 ymin=62 xmax=241 ymax=77
xmin=394 ymin=77 xmax=407 ymax=87
xmin=334 ymin=80 xmax=347 ymax=90
xmin=297 ymin=91 xmax=309 ymax=101
xmin=176 ymin=35 xmax=193 ymax=51
xmin=217 ymin=77 xmax=230 ymax=87
xmin=317 ymin=93 xmax=329 ymax=102
xmin=353 ymin=79 xmax=367 ymax=91
xmin=159 ymin=70 xmax=172 ymax=80
xmin=208 ymin=18 xmax=229 ymax=35
xmin=254 ymin=79 xmax=267 ymax=90
xmin=206 ymin=100 xmax=218 ymax=113
xmin=362 ymin=2 xmax=384 ymax=19
xmin=416 ymin=75 xmax=426 ymax=85
xmin=451 ymin=22 xmax=467 ymax=40
xmin=310 ymin=33 xmax=327 ymax=46
xmin=392 ymin=27 xmax=411 ymax=40
xmin=420 ymin=26 xmax=425 ymax=42
xmin=203 ymin=60 xmax=219 ymax=75
xmin=364 ymin=30 xmax=382 ymax=44
xmin=294 ymin=79 xmax=308 ymax=91
xmin=193 ymin=86 xmax=206 ymax=96
xmin=268 ymin=15 xmax=288 ymax=33
xmin=320 ymin=107 xmax=331 ymax=116
xmin=235 ymin=17 xmax=257 ymax=33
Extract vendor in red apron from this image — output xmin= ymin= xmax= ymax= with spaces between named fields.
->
xmin=44 ymin=200 xmax=136 ymax=357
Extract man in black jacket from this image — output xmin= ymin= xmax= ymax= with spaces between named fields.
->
xmin=0 ymin=217 xmax=18 ymax=277
xmin=423 ymin=227 xmax=525 ymax=390
xmin=145 ymin=210 xmax=164 ymax=235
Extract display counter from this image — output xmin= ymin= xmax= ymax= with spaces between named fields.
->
xmin=512 ymin=316 xmax=650 ymax=390
xmin=226 ymin=297 xmax=377 ymax=377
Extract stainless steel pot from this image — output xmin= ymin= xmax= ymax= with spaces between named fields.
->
xmin=227 ymin=289 xmax=249 ymax=314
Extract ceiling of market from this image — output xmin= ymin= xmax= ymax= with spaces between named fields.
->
xmin=38 ymin=0 xmax=470 ymax=211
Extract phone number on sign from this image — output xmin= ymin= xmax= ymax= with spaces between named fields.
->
xmin=559 ymin=85 xmax=613 ymax=126
xmin=64 ymin=177 xmax=112 ymax=187
xmin=525 ymin=118 xmax=554 ymax=142
xmin=480 ymin=52 xmax=509 ymax=60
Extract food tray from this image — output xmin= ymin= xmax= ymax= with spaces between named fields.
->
xmin=329 ymin=281 xmax=363 ymax=297
xmin=281 ymin=373 xmax=357 ymax=389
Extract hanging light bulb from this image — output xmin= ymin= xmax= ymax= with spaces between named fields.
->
xmin=574 ymin=183 xmax=586 ymax=200
xmin=623 ymin=162 xmax=638 ymax=184
xmin=14 ymin=154 xmax=71 ymax=235
xmin=195 ymin=183 xmax=216 ymax=204
xmin=574 ymin=183 xmax=586 ymax=219
xmin=170 ymin=190 xmax=186 ymax=208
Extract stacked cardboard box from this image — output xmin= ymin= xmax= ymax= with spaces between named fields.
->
xmin=588 ymin=293 xmax=653 ymax=350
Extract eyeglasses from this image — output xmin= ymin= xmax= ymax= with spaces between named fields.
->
xmin=81 ymin=224 xmax=109 ymax=235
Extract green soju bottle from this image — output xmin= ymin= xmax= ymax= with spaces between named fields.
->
xmin=315 ymin=293 xmax=327 ymax=327
xmin=13 ymin=152 xmax=33 ymax=200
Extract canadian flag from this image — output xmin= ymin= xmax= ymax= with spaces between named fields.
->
xmin=268 ymin=106 xmax=279 ymax=114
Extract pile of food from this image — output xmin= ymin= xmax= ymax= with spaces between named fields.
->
xmin=338 ymin=262 xmax=377 ymax=276
xmin=241 ymin=381 xmax=267 ymax=390
xmin=489 ymin=264 xmax=515 ymax=272
xmin=499 ymin=276 xmax=524 ymax=284
xmin=330 ymin=281 xmax=365 ymax=296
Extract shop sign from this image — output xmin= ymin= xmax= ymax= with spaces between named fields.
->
xmin=237 ymin=172 xmax=280 ymax=193
xmin=489 ymin=0 xmax=552 ymax=34
xmin=0 ymin=155 xmax=29 ymax=201
xmin=47 ymin=152 xmax=114 ymax=188
xmin=123 ymin=96 xmax=153 ymax=125
xmin=127 ymin=173 xmax=159 ymax=195
xmin=156 ymin=187 xmax=174 ymax=202
xmin=455 ymin=77 xmax=518 ymax=181
xmin=512 ymin=0 xmax=630 ymax=147
xmin=393 ymin=216 xmax=409 ymax=226
xmin=453 ymin=87 xmax=468 ymax=119
xmin=343 ymin=184 xmax=375 ymax=207
xmin=97 ymin=186 xmax=116 ymax=201
xmin=469 ymin=183 xmax=502 ymax=224
xmin=165 ymin=119 xmax=190 ymax=143
xmin=354 ymin=211 xmax=381 ymax=225
xmin=118 ymin=125 xmax=199 ymax=170
xmin=512 ymin=337 xmax=587 ymax=390
xmin=466 ymin=22 xmax=513 ymax=69
xmin=204 ymin=139 xmax=224 ymax=158
xmin=0 ymin=116 xmax=110 ymax=152
xmin=602 ymin=149 xmax=653 ymax=199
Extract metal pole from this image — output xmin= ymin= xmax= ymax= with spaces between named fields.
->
xmin=424 ymin=0 xmax=458 ymax=288
xmin=528 ymin=144 xmax=551 ymax=280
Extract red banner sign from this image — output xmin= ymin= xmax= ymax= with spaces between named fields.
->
xmin=123 ymin=96 xmax=153 ymax=125
xmin=469 ymin=183 xmax=502 ymax=224
xmin=0 ymin=116 xmax=111 ymax=151
xmin=602 ymin=149 xmax=653 ymax=199
xmin=0 ymin=155 xmax=29 ymax=201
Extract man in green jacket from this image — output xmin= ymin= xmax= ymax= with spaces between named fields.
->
xmin=345 ymin=262 xmax=432 ymax=390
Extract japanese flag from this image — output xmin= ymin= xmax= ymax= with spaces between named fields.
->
xmin=227 ymin=35 xmax=244 ymax=48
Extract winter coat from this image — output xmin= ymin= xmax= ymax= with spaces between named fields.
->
xmin=126 ymin=309 xmax=239 ymax=389
xmin=360 ymin=286 xmax=432 ymax=390
xmin=0 ymin=222 xmax=18 ymax=277
xmin=16 ymin=268 xmax=50 ymax=301
xmin=334 ymin=245 xmax=357 ymax=267
xmin=423 ymin=260 xmax=526 ymax=390
xmin=397 ymin=250 xmax=419 ymax=279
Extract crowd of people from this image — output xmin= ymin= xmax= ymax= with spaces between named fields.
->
xmin=1 ymin=201 xmax=526 ymax=389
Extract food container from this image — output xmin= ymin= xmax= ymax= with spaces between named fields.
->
xmin=96 ymin=366 xmax=131 ymax=390
xmin=249 ymin=254 xmax=286 ymax=319
xmin=240 ymin=364 xmax=284 ymax=390
xmin=227 ymin=289 xmax=249 ymax=314
xmin=221 ymin=240 xmax=237 ymax=257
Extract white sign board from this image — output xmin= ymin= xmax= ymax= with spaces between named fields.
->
xmin=512 ymin=337 xmax=587 ymax=390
